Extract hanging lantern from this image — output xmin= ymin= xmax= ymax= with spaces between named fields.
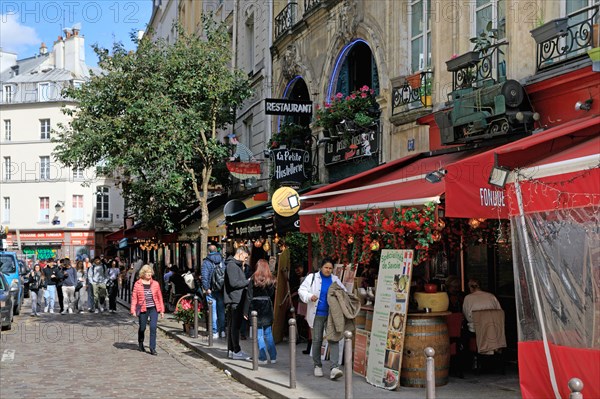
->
xmin=432 ymin=230 xmax=442 ymax=241
xmin=468 ymin=218 xmax=480 ymax=229
xmin=254 ymin=239 xmax=263 ymax=248
xmin=263 ymin=241 xmax=271 ymax=252
xmin=436 ymin=219 xmax=446 ymax=230
xmin=273 ymin=234 xmax=280 ymax=244
xmin=370 ymin=240 xmax=380 ymax=251
xmin=348 ymin=236 xmax=354 ymax=244
xmin=477 ymin=218 xmax=486 ymax=223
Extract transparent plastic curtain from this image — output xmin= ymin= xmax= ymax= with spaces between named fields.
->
xmin=511 ymin=205 xmax=599 ymax=398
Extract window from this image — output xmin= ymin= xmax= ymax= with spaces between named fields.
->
xmin=2 ymin=197 xmax=9 ymax=223
xmin=96 ymin=186 xmax=110 ymax=219
xmin=245 ymin=15 xmax=255 ymax=73
xmin=4 ymin=120 xmax=11 ymax=141
xmin=39 ymin=197 xmax=49 ymax=222
xmin=3 ymin=157 xmax=11 ymax=181
xmin=473 ymin=0 xmax=506 ymax=42
xmin=72 ymin=195 xmax=84 ymax=221
xmin=410 ymin=0 xmax=432 ymax=73
xmin=72 ymin=167 xmax=84 ymax=180
xmin=3 ymin=85 xmax=12 ymax=103
xmin=40 ymin=156 xmax=50 ymax=180
xmin=40 ymin=119 xmax=51 ymax=139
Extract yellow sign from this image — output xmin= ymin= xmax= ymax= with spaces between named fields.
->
xmin=272 ymin=187 xmax=300 ymax=217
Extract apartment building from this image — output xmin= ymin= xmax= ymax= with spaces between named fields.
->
xmin=0 ymin=29 xmax=125 ymax=260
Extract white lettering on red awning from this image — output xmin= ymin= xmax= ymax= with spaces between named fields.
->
xmin=479 ymin=188 xmax=506 ymax=208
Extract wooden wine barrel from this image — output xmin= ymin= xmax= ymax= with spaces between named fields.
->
xmin=400 ymin=315 xmax=450 ymax=387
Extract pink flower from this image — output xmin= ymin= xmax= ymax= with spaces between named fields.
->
xmin=316 ymin=104 xmax=320 ymax=110
xmin=346 ymin=96 xmax=351 ymax=101
xmin=360 ymin=92 xmax=367 ymax=98
xmin=360 ymin=85 xmax=370 ymax=92
xmin=336 ymin=92 xmax=344 ymax=99
xmin=370 ymin=89 xmax=375 ymax=95
xmin=451 ymin=54 xmax=458 ymax=59
xmin=324 ymin=103 xmax=331 ymax=108
xmin=350 ymin=94 xmax=357 ymax=99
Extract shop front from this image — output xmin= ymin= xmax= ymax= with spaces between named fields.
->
xmin=6 ymin=230 xmax=95 ymax=261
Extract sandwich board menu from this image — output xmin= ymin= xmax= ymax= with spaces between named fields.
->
xmin=366 ymin=249 xmax=413 ymax=390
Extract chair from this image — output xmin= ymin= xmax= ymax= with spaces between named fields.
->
xmin=471 ymin=309 xmax=507 ymax=374
xmin=446 ymin=313 xmax=465 ymax=378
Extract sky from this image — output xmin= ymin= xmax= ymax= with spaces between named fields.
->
xmin=0 ymin=0 xmax=153 ymax=66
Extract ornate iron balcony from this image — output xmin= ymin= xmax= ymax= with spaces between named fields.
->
xmin=447 ymin=42 xmax=508 ymax=94
xmin=275 ymin=2 xmax=298 ymax=41
xmin=391 ymin=70 xmax=434 ymax=115
xmin=534 ymin=4 xmax=599 ymax=71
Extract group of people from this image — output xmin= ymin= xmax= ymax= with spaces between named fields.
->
xmin=27 ymin=256 xmax=122 ymax=316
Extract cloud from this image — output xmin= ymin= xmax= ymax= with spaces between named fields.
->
xmin=0 ymin=13 xmax=41 ymax=54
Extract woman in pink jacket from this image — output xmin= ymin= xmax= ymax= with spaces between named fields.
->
xmin=130 ymin=264 xmax=164 ymax=355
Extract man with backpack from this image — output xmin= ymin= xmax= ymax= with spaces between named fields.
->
xmin=202 ymin=244 xmax=225 ymax=339
xmin=89 ymin=256 xmax=108 ymax=313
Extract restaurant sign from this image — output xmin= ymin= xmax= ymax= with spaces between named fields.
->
xmin=227 ymin=218 xmax=274 ymax=239
xmin=265 ymin=99 xmax=313 ymax=115
xmin=324 ymin=127 xmax=379 ymax=166
xmin=272 ymin=149 xmax=310 ymax=184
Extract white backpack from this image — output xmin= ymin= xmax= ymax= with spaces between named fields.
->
xmin=183 ymin=271 xmax=195 ymax=290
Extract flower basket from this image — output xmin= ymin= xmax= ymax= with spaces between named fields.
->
xmin=446 ymin=51 xmax=480 ymax=72
xmin=406 ymin=73 xmax=421 ymax=89
xmin=530 ymin=18 xmax=569 ymax=44
xmin=174 ymin=295 xmax=203 ymax=328
xmin=314 ymin=85 xmax=378 ymax=135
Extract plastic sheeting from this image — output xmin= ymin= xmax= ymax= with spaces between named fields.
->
xmin=512 ymin=206 xmax=600 ymax=399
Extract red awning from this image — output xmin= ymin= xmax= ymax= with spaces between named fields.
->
xmin=444 ymin=116 xmax=600 ymax=219
xmin=104 ymin=229 xmax=124 ymax=242
xmin=299 ymin=149 xmax=484 ymax=233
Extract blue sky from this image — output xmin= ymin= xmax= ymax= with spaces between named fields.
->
xmin=1 ymin=1 xmax=153 ymax=66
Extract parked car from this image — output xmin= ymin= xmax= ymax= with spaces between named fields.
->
xmin=0 ymin=272 xmax=13 ymax=330
xmin=0 ymin=251 xmax=23 ymax=316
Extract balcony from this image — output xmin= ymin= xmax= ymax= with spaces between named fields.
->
xmin=391 ymin=70 xmax=433 ymax=118
xmin=447 ymin=42 xmax=508 ymax=94
xmin=532 ymin=4 xmax=599 ymax=71
xmin=275 ymin=2 xmax=298 ymax=41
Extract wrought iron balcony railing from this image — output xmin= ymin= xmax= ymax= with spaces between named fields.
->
xmin=391 ymin=70 xmax=433 ymax=115
xmin=446 ymin=42 xmax=508 ymax=94
xmin=304 ymin=0 xmax=324 ymax=14
xmin=534 ymin=4 xmax=599 ymax=71
xmin=275 ymin=2 xmax=298 ymax=41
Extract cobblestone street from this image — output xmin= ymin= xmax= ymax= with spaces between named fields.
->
xmin=0 ymin=301 xmax=265 ymax=399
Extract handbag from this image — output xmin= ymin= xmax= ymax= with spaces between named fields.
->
xmin=75 ymin=281 xmax=84 ymax=292
xmin=106 ymin=279 xmax=115 ymax=289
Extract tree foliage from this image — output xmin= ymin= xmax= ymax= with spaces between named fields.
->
xmin=54 ymin=18 xmax=251 ymax=254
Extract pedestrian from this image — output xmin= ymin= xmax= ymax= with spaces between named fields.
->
xmin=298 ymin=258 xmax=346 ymax=380
xmin=224 ymin=246 xmax=251 ymax=360
xmin=28 ymin=264 xmax=43 ymax=316
xmin=56 ymin=258 xmax=66 ymax=313
xmin=61 ymin=259 xmax=77 ymax=314
xmin=107 ymin=260 xmax=120 ymax=312
xmin=125 ymin=264 xmax=134 ymax=301
xmin=42 ymin=258 xmax=62 ymax=313
xmin=89 ymin=257 xmax=108 ymax=313
xmin=83 ymin=257 xmax=95 ymax=312
xmin=75 ymin=261 xmax=88 ymax=313
xmin=130 ymin=264 xmax=164 ymax=356
xmin=201 ymin=244 xmax=225 ymax=339
xmin=245 ymin=258 xmax=277 ymax=365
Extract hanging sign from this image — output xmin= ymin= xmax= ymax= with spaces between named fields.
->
xmin=265 ymin=99 xmax=313 ymax=115
xmin=324 ymin=126 xmax=379 ymax=165
xmin=366 ymin=249 xmax=414 ymax=390
xmin=227 ymin=218 xmax=274 ymax=239
xmin=272 ymin=186 xmax=301 ymax=217
xmin=271 ymin=149 xmax=310 ymax=184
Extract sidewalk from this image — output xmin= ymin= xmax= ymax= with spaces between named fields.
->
xmin=118 ymin=298 xmax=521 ymax=399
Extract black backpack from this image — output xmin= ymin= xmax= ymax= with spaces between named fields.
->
xmin=210 ymin=262 xmax=225 ymax=292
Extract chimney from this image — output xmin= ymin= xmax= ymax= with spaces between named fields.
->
xmin=39 ymin=42 xmax=48 ymax=55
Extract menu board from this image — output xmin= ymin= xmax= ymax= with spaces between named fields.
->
xmin=366 ymin=249 xmax=414 ymax=390
xmin=353 ymin=329 xmax=370 ymax=376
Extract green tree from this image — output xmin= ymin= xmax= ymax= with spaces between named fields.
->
xmin=53 ymin=18 xmax=251 ymax=260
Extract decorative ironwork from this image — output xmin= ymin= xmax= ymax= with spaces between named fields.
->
xmin=535 ymin=4 xmax=599 ymax=71
xmin=391 ymin=70 xmax=434 ymax=115
xmin=304 ymin=0 xmax=325 ymax=14
xmin=449 ymin=43 xmax=508 ymax=93
xmin=275 ymin=2 xmax=298 ymax=40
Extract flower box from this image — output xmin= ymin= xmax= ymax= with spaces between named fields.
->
xmin=530 ymin=18 xmax=569 ymax=44
xmin=406 ymin=73 xmax=421 ymax=89
xmin=446 ymin=51 xmax=480 ymax=72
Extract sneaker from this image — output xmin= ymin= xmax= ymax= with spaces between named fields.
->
xmin=220 ymin=331 xmax=226 ymax=338
xmin=270 ymin=359 xmax=277 ymax=364
xmin=258 ymin=359 xmax=269 ymax=365
xmin=330 ymin=367 xmax=343 ymax=380
xmin=314 ymin=366 xmax=323 ymax=377
xmin=30 ymin=313 xmax=35 ymax=317
xmin=44 ymin=306 xmax=49 ymax=313
xmin=49 ymin=309 xmax=54 ymax=313
xmin=68 ymin=308 xmax=73 ymax=314
xmin=94 ymin=309 xmax=99 ymax=314
xmin=79 ymin=311 xmax=85 ymax=314
xmin=61 ymin=310 xmax=67 ymax=314
xmin=99 ymin=306 xmax=105 ymax=312
xmin=232 ymin=350 xmax=251 ymax=360
xmin=212 ymin=333 xmax=219 ymax=339
xmin=228 ymin=351 xmax=233 ymax=359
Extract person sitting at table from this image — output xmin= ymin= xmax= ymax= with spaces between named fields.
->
xmin=446 ymin=275 xmax=466 ymax=313
xmin=462 ymin=278 xmax=501 ymax=333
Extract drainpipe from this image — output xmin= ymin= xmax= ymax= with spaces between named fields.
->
xmin=266 ymin=0 xmax=273 ymax=142
xmin=232 ymin=0 xmax=238 ymax=71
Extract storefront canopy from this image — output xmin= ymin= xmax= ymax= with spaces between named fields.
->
xmin=299 ymin=149 xmax=486 ymax=233
xmin=445 ymin=116 xmax=599 ymax=219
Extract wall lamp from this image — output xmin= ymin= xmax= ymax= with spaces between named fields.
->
xmin=54 ymin=201 xmax=65 ymax=212
xmin=575 ymin=98 xmax=593 ymax=111
xmin=488 ymin=154 xmax=510 ymax=188
xmin=425 ymin=169 xmax=447 ymax=184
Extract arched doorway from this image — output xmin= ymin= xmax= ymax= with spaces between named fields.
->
xmin=327 ymin=39 xmax=380 ymax=101
xmin=279 ymin=76 xmax=311 ymax=129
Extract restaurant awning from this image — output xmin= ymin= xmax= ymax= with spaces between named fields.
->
xmin=444 ymin=116 xmax=600 ymax=219
xmin=105 ymin=229 xmax=125 ymax=242
xmin=299 ymin=149 xmax=487 ymax=233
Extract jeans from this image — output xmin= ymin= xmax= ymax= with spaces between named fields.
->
xmin=76 ymin=288 xmax=88 ymax=311
xmin=62 ymin=286 xmax=76 ymax=312
xmin=257 ymin=325 xmax=277 ymax=361
xmin=30 ymin=290 xmax=40 ymax=314
xmin=312 ymin=315 xmax=340 ymax=369
xmin=93 ymin=283 xmax=107 ymax=309
xmin=226 ymin=303 xmax=243 ymax=353
xmin=44 ymin=285 xmax=56 ymax=310
xmin=56 ymin=283 xmax=64 ymax=311
xmin=108 ymin=283 xmax=118 ymax=310
xmin=87 ymin=284 xmax=95 ymax=310
xmin=138 ymin=307 xmax=158 ymax=351
xmin=206 ymin=293 xmax=226 ymax=334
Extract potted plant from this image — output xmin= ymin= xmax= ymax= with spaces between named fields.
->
xmin=406 ymin=72 xmax=421 ymax=89
xmin=530 ymin=17 xmax=569 ymax=44
xmin=446 ymin=51 xmax=480 ymax=72
xmin=419 ymin=72 xmax=432 ymax=107
xmin=588 ymin=47 xmax=600 ymax=71
xmin=174 ymin=296 xmax=203 ymax=334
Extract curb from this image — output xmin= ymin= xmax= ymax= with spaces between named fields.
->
xmin=117 ymin=298 xmax=289 ymax=399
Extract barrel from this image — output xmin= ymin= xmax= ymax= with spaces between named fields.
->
xmin=400 ymin=315 xmax=450 ymax=387
xmin=355 ymin=309 xmax=367 ymax=330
